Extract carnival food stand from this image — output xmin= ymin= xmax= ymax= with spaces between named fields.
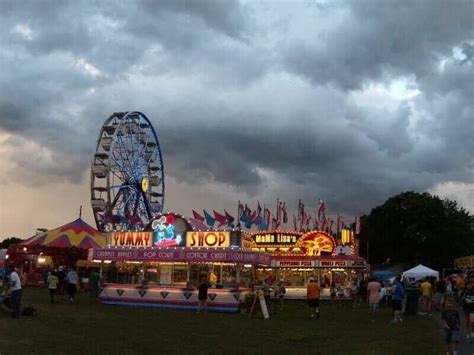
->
xmin=243 ymin=230 xmax=369 ymax=300
xmin=89 ymin=214 xmax=271 ymax=312
xmin=89 ymin=213 xmax=369 ymax=311
xmin=90 ymin=246 xmax=270 ymax=312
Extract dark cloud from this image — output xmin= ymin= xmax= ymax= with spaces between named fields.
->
xmin=0 ymin=0 xmax=472 ymax=222
xmin=283 ymin=0 xmax=473 ymax=90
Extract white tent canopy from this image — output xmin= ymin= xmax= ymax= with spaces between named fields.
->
xmin=402 ymin=264 xmax=439 ymax=281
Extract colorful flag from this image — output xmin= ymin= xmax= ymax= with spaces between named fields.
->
xmin=297 ymin=199 xmax=302 ymax=221
xmin=213 ymin=210 xmax=227 ymax=227
xmin=282 ymin=202 xmax=288 ymax=224
xmin=271 ymin=216 xmax=280 ymax=230
xmin=328 ymin=218 xmax=334 ymax=234
xmin=237 ymin=201 xmax=244 ymax=229
xmin=225 ymin=210 xmax=235 ymax=226
xmin=203 ymin=210 xmax=215 ymax=228
xmin=192 ymin=210 xmax=205 ymax=222
xmin=318 ymin=200 xmax=326 ymax=221
xmin=336 ymin=214 xmax=342 ymax=233
xmin=188 ymin=218 xmax=208 ymax=231
xmin=293 ymin=214 xmax=297 ymax=231
xmin=355 ymin=217 xmax=361 ymax=234
xmin=257 ymin=201 xmax=262 ymax=216
xmin=252 ymin=215 xmax=262 ymax=226
xmin=249 ymin=209 xmax=257 ymax=223
xmin=264 ymin=207 xmax=271 ymax=228
xmin=239 ymin=205 xmax=249 ymax=223
xmin=258 ymin=216 xmax=268 ymax=230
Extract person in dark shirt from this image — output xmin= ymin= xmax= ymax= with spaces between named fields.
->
xmin=461 ymin=274 xmax=474 ymax=341
xmin=434 ymin=278 xmax=446 ymax=311
xmin=197 ymin=278 xmax=209 ymax=313
xmin=442 ymin=297 xmax=460 ymax=355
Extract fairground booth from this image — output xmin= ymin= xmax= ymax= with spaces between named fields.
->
xmin=88 ymin=213 xmax=368 ymax=312
xmin=243 ymin=229 xmax=369 ymax=299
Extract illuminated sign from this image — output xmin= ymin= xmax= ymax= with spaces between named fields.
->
xmin=251 ymin=232 xmax=301 ymax=246
xmin=276 ymin=260 xmax=316 ymax=267
xmin=186 ymin=231 xmax=230 ymax=248
xmin=148 ymin=214 xmax=190 ymax=248
xmin=110 ymin=231 xmax=153 ymax=247
xmin=320 ymin=260 xmax=347 ymax=267
xmin=296 ymin=231 xmax=336 ymax=256
xmin=341 ymin=229 xmax=353 ymax=244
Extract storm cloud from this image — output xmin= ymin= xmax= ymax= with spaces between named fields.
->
xmin=0 ymin=0 xmax=472 ymax=237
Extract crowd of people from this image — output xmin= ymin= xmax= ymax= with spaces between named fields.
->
xmin=1 ymin=265 xmax=102 ymax=318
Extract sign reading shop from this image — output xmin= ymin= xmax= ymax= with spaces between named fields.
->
xmin=252 ymin=232 xmax=301 ymax=246
xmin=186 ymin=231 xmax=230 ymax=248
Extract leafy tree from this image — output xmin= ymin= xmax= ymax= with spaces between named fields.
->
xmin=358 ymin=191 xmax=474 ymax=270
xmin=0 ymin=237 xmax=23 ymax=249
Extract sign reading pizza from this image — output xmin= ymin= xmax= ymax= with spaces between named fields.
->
xmin=296 ymin=231 xmax=335 ymax=256
xmin=186 ymin=231 xmax=230 ymax=248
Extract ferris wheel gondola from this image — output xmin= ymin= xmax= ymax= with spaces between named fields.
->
xmin=91 ymin=112 xmax=165 ymax=232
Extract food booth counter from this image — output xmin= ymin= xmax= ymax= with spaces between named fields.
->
xmin=90 ymin=246 xmax=271 ymax=312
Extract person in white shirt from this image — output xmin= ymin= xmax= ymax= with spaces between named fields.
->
xmin=66 ymin=267 xmax=79 ymax=303
xmin=8 ymin=266 xmax=22 ymax=318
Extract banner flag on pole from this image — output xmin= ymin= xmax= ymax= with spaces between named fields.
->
xmin=203 ymin=210 xmax=215 ymax=228
xmin=192 ymin=210 xmax=205 ymax=222
xmin=318 ymin=200 xmax=326 ymax=221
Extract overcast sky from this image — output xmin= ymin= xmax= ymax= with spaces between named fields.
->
xmin=0 ymin=0 xmax=473 ymax=239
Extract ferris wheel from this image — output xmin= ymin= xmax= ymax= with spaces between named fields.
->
xmin=91 ymin=112 xmax=165 ymax=232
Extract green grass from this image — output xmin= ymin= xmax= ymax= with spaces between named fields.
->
xmin=0 ymin=287 xmax=444 ymax=355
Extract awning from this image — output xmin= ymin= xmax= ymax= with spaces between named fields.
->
xmin=89 ymin=247 xmax=272 ymax=266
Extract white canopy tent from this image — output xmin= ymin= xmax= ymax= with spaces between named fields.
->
xmin=402 ymin=264 xmax=439 ymax=281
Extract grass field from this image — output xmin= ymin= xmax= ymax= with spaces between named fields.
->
xmin=0 ymin=287 xmax=444 ymax=355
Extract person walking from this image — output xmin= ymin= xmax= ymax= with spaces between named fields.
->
xmin=197 ymin=277 xmax=209 ymax=313
xmin=367 ymin=277 xmax=381 ymax=322
xmin=391 ymin=275 xmax=405 ymax=323
xmin=442 ymin=296 xmax=461 ymax=355
xmin=420 ymin=277 xmax=432 ymax=316
xmin=275 ymin=280 xmax=286 ymax=312
xmin=89 ymin=269 xmax=101 ymax=298
xmin=65 ymin=267 xmax=79 ymax=304
xmin=262 ymin=278 xmax=271 ymax=308
xmin=8 ymin=266 xmax=22 ymax=318
xmin=47 ymin=270 xmax=59 ymax=304
xmin=460 ymin=273 xmax=474 ymax=342
xmin=434 ymin=277 xmax=446 ymax=311
xmin=307 ymin=278 xmax=320 ymax=319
